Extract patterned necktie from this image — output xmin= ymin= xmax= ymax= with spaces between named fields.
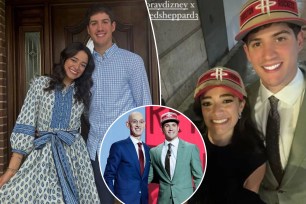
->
xmin=266 ymin=96 xmax=283 ymax=184
xmin=165 ymin=143 xmax=171 ymax=177
xmin=137 ymin=142 xmax=144 ymax=175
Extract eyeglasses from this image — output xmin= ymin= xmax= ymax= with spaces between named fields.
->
xmin=130 ymin=120 xmax=145 ymax=125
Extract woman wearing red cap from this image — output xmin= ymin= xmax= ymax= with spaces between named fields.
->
xmin=192 ymin=67 xmax=266 ymax=203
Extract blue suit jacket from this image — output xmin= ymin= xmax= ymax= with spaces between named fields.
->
xmin=104 ymin=137 xmax=150 ymax=204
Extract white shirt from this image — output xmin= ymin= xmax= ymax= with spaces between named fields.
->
xmin=161 ymin=137 xmax=179 ymax=179
xmin=130 ymin=136 xmax=146 ymax=165
xmin=254 ymin=68 xmax=305 ymax=168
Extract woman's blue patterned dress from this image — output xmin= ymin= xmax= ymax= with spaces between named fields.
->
xmin=0 ymin=76 xmax=100 ymax=203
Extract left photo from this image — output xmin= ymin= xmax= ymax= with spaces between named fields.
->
xmin=0 ymin=0 xmax=160 ymax=203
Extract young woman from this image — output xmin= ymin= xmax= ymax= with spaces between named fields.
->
xmin=193 ymin=67 xmax=266 ymax=204
xmin=0 ymin=42 xmax=100 ymax=203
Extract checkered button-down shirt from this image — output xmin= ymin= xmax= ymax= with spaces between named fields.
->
xmin=87 ymin=44 xmax=152 ymax=160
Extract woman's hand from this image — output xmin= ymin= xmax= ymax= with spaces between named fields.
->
xmin=243 ymin=163 xmax=266 ymax=193
xmin=0 ymin=152 xmax=24 ymax=188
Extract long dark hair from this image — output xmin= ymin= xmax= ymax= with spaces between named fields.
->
xmin=193 ymin=97 xmax=265 ymax=154
xmin=232 ymin=99 xmax=265 ymax=153
xmin=44 ymin=42 xmax=94 ymax=108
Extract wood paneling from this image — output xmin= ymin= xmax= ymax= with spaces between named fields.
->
xmin=3 ymin=0 xmax=160 ymax=170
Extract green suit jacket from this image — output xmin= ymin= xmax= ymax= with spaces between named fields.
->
xmin=148 ymin=138 xmax=203 ymax=204
xmin=247 ymin=69 xmax=306 ymax=204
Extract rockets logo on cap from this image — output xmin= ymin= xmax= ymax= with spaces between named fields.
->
xmin=235 ymin=0 xmax=306 ymax=41
xmin=194 ymin=67 xmax=247 ymax=101
xmin=160 ymin=112 xmax=179 ymax=125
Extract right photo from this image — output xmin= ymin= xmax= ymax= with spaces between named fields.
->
xmin=149 ymin=0 xmax=306 ymax=203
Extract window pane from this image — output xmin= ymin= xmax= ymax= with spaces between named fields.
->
xmin=25 ymin=32 xmax=41 ymax=90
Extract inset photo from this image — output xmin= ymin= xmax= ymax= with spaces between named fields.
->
xmin=99 ymin=105 xmax=206 ymax=204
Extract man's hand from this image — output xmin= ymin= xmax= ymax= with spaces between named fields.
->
xmin=0 ymin=168 xmax=17 ymax=188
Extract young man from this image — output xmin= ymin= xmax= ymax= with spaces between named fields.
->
xmin=84 ymin=4 xmax=152 ymax=203
xmin=236 ymin=0 xmax=306 ymax=203
xmin=104 ymin=112 xmax=150 ymax=204
xmin=149 ymin=112 xmax=203 ymax=204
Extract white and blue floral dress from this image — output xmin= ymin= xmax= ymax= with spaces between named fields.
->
xmin=0 ymin=76 xmax=100 ymax=204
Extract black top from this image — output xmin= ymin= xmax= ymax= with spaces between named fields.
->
xmin=191 ymin=135 xmax=266 ymax=204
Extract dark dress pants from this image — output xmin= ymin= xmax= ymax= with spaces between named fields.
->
xmin=91 ymin=154 xmax=114 ymax=204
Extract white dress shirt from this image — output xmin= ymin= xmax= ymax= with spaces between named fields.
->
xmin=130 ymin=136 xmax=146 ymax=165
xmin=161 ymin=137 xmax=179 ymax=179
xmin=254 ymin=68 xmax=305 ymax=168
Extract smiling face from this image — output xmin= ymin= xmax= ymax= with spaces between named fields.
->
xmin=244 ymin=23 xmax=304 ymax=93
xmin=63 ymin=50 xmax=88 ymax=86
xmin=201 ymin=87 xmax=245 ymax=146
xmin=162 ymin=122 xmax=179 ymax=142
xmin=87 ymin=12 xmax=116 ymax=54
xmin=126 ymin=112 xmax=145 ymax=139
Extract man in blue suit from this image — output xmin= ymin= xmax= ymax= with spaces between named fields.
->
xmin=104 ymin=112 xmax=150 ymax=204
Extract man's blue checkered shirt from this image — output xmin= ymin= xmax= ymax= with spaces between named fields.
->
xmin=87 ymin=44 xmax=152 ymax=160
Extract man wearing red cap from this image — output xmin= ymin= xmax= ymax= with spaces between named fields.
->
xmin=148 ymin=112 xmax=203 ymax=204
xmin=236 ymin=0 xmax=306 ymax=203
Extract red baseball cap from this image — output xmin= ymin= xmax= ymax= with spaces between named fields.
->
xmin=235 ymin=0 xmax=306 ymax=41
xmin=194 ymin=67 xmax=247 ymax=101
xmin=160 ymin=112 xmax=180 ymax=125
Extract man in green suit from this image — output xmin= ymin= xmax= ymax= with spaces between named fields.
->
xmin=148 ymin=112 xmax=203 ymax=204
xmin=235 ymin=0 xmax=306 ymax=203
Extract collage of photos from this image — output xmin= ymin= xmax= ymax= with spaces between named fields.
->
xmin=0 ymin=0 xmax=306 ymax=204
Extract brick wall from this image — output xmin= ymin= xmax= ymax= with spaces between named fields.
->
xmin=0 ymin=0 xmax=8 ymax=174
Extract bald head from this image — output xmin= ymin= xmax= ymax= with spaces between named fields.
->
xmin=126 ymin=112 xmax=145 ymax=138
xmin=128 ymin=112 xmax=143 ymax=121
